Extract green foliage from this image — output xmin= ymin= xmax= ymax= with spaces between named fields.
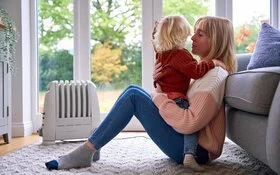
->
xmin=163 ymin=0 xmax=210 ymax=27
xmin=91 ymin=42 xmax=127 ymax=85
xmin=90 ymin=0 xmax=141 ymax=45
xmin=90 ymin=0 xmax=141 ymax=87
xmin=0 ymin=8 xmax=19 ymax=74
xmin=39 ymin=49 xmax=73 ymax=91
xmin=111 ymin=44 xmax=142 ymax=88
xmin=38 ymin=0 xmax=73 ymax=50
xmin=234 ymin=15 xmax=263 ymax=54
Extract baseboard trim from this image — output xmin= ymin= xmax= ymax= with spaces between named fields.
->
xmin=12 ymin=121 xmax=33 ymax=137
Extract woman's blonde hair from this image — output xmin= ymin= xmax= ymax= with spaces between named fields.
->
xmin=153 ymin=15 xmax=191 ymax=52
xmin=194 ymin=16 xmax=237 ymax=74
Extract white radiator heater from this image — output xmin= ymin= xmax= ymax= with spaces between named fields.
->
xmin=42 ymin=80 xmax=101 ymax=144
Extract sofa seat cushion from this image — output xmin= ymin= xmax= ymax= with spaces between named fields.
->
xmin=225 ymin=67 xmax=280 ymax=115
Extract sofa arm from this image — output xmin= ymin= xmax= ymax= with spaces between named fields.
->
xmin=236 ymin=53 xmax=252 ymax=72
xmin=225 ymin=67 xmax=280 ymax=115
xmin=266 ymin=81 xmax=280 ymax=174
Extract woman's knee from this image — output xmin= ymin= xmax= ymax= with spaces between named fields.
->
xmin=125 ymin=85 xmax=137 ymax=93
xmin=126 ymin=84 xmax=140 ymax=90
xmin=124 ymin=85 xmax=144 ymax=95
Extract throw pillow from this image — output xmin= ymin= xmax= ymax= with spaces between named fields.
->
xmin=247 ymin=23 xmax=280 ymax=70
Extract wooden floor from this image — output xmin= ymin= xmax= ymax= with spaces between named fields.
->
xmin=0 ymin=133 xmax=42 ymax=156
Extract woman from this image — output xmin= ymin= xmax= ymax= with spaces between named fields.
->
xmin=151 ymin=15 xmax=226 ymax=171
xmin=45 ymin=16 xmax=237 ymax=171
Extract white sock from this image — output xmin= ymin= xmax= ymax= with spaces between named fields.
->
xmin=183 ymin=154 xmax=204 ymax=172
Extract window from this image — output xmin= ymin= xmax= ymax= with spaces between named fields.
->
xmin=233 ymin=0 xmax=270 ymax=54
xmin=90 ymin=0 xmax=142 ymax=113
xmin=35 ymin=0 xmax=276 ymax=130
xmin=38 ymin=0 xmax=74 ymax=113
xmin=163 ymin=0 xmax=215 ymax=20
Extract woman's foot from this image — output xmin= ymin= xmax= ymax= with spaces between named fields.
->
xmin=183 ymin=154 xmax=204 ymax=172
xmin=45 ymin=142 xmax=96 ymax=170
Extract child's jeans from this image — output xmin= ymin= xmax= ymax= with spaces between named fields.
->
xmin=174 ymin=97 xmax=198 ymax=156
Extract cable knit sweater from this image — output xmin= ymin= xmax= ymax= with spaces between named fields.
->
xmin=151 ymin=67 xmax=228 ymax=160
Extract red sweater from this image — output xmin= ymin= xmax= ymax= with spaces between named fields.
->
xmin=154 ymin=49 xmax=215 ymax=99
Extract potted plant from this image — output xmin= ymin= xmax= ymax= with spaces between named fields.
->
xmin=0 ymin=8 xmax=19 ymax=74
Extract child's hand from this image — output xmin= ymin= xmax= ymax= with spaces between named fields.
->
xmin=152 ymin=18 xmax=161 ymax=39
xmin=155 ymin=83 xmax=162 ymax=93
xmin=152 ymin=21 xmax=159 ymax=39
xmin=212 ymin=59 xmax=226 ymax=70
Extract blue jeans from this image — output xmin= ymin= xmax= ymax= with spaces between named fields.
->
xmin=88 ymin=85 xmax=209 ymax=164
xmin=174 ymin=98 xmax=198 ymax=156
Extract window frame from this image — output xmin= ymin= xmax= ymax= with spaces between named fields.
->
xmin=31 ymin=0 xmax=280 ymax=131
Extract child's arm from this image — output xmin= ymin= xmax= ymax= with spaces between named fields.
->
xmin=173 ymin=51 xmax=227 ymax=79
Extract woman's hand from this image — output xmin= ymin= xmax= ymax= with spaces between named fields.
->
xmin=153 ymin=61 xmax=162 ymax=81
xmin=150 ymin=83 xmax=164 ymax=101
xmin=155 ymin=83 xmax=162 ymax=93
xmin=212 ymin=59 xmax=227 ymax=70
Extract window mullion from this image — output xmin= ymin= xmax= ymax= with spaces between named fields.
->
xmin=142 ymin=0 xmax=160 ymax=92
xmin=73 ymin=0 xmax=91 ymax=81
xmin=271 ymin=0 xmax=280 ymax=28
xmin=215 ymin=0 xmax=232 ymax=20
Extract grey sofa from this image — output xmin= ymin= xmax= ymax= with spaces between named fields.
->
xmin=224 ymin=53 xmax=280 ymax=174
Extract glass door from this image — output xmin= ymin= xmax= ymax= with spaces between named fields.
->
xmin=233 ymin=0 xmax=270 ymax=54
xmin=38 ymin=0 xmax=74 ymax=113
xmin=89 ymin=0 xmax=142 ymax=113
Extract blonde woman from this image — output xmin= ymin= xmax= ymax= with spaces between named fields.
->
xmin=152 ymin=15 xmax=226 ymax=171
xmin=45 ymin=16 xmax=237 ymax=172
xmin=152 ymin=15 xmax=228 ymax=171
xmin=153 ymin=15 xmax=236 ymax=169
xmin=152 ymin=15 xmax=224 ymax=109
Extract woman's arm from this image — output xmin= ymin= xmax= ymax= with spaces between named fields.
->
xmin=151 ymin=67 xmax=228 ymax=134
xmin=151 ymin=91 xmax=219 ymax=134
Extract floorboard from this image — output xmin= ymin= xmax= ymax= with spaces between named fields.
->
xmin=0 ymin=133 xmax=42 ymax=156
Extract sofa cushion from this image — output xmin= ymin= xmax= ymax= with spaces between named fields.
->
xmin=225 ymin=67 xmax=280 ymax=115
xmin=247 ymin=23 xmax=280 ymax=70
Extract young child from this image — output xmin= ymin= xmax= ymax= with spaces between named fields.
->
xmin=152 ymin=15 xmax=224 ymax=172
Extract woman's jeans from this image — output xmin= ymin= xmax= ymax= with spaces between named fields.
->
xmin=88 ymin=85 xmax=209 ymax=164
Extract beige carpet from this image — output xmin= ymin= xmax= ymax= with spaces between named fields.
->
xmin=0 ymin=133 xmax=277 ymax=175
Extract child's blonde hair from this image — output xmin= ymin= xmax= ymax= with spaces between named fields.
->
xmin=153 ymin=15 xmax=191 ymax=52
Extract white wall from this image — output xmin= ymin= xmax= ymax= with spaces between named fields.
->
xmin=0 ymin=0 xmax=33 ymax=137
